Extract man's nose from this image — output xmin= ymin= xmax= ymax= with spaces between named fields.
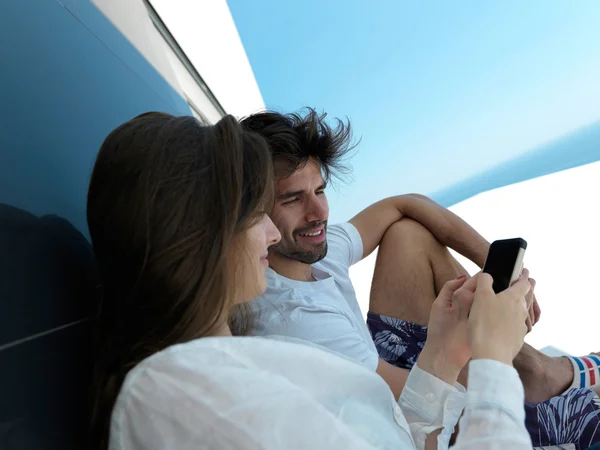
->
xmin=305 ymin=195 xmax=327 ymax=223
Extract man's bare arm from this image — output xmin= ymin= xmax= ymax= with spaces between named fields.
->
xmin=349 ymin=193 xmax=490 ymax=267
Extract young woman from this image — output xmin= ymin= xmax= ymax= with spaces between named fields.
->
xmin=88 ymin=112 xmax=534 ymax=449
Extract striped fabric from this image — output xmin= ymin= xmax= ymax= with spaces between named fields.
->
xmin=568 ymin=355 xmax=600 ymax=389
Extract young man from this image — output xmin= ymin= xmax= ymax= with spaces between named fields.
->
xmin=242 ymin=109 xmax=600 ymax=448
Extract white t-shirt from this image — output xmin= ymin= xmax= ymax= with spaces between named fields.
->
xmin=109 ymin=335 xmax=531 ymax=450
xmin=251 ymin=222 xmax=379 ymax=370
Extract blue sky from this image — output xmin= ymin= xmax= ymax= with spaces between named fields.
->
xmin=228 ymin=1 xmax=600 ymax=223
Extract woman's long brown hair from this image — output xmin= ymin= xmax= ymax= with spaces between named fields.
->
xmin=86 ymin=112 xmax=273 ymax=448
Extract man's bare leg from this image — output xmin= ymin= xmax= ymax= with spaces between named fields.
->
xmin=513 ymin=344 xmax=574 ymax=403
xmin=369 ymin=218 xmax=578 ymax=403
xmin=369 ymin=218 xmax=469 ymax=387
xmin=369 ymin=218 xmax=466 ymax=325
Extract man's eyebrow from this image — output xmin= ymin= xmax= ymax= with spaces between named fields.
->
xmin=278 ymin=184 xmax=327 ymax=200
xmin=278 ymin=190 xmax=304 ymax=200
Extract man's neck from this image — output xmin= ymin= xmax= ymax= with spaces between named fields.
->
xmin=269 ymin=254 xmax=314 ymax=282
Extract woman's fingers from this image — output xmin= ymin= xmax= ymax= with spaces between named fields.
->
xmin=507 ymin=275 xmax=532 ymax=300
xmin=453 ymin=276 xmax=478 ymax=314
xmin=438 ymin=276 xmax=468 ymax=299
xmin=475 ymin=272 xmax=494 ymax=294
xmin=525 ymin=278 xmax=536 ymax=332
xmin=469 ymin=273 xmax=532 ymax=365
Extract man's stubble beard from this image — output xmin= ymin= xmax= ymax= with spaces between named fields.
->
xmin=269 ymin=240 xmax=328 ymax=265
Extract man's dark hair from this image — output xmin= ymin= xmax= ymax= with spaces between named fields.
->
xmin=240 ymin=108 xmax=356 ymax=183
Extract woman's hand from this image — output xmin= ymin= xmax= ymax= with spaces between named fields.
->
xmin=469 ymin=273 xmax=532 ymax=366
xmin=418 ymin=275 xmax=478 ymax=385
xmin=523 ymin=270 xmax=540 ymax=332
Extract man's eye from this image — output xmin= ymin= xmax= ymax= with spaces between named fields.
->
xmin=283 ymin=198 xmax=299 ymax=205
xmin=316 ymin=190 xmax=325 ymax=195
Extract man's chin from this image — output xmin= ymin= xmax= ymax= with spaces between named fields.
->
xmin=271 ymin=243 xmax=328 ymax=265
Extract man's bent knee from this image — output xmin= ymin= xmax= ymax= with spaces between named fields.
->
xmin=380 ymin=218 xmax=439 ymax=251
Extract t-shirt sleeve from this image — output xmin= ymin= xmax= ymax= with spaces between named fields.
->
xmin=326 ymin=223 xmax=364 ymax=268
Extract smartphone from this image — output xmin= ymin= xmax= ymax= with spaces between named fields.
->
xmin=482 ymin=238 xmax=527 ymax=293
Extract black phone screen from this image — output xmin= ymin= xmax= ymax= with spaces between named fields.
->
xmin=482 ymin=238 xmax=527 ymax=293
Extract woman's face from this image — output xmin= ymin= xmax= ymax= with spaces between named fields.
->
xmin=235 ymin=213 xmax=281 ymax=303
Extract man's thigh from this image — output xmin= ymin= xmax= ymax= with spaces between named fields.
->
xmin=369 ymin=218 xmax=466 ymax=324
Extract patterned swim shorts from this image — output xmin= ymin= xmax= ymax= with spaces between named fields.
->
xmin=367 ymin=312 xmax=600 ymax=450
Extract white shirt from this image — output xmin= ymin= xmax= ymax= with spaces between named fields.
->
xmin=251 ymin=222 xmax=379 ymax=370
xmin=109 ymin=336 xmax=531 ymax=449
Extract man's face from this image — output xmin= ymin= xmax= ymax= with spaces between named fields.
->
xmin=269 ymin=158 xmax=329 ymax=264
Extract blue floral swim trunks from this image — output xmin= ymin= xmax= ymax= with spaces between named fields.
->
xmin=367 ymin=312 xmax=600 ymax=450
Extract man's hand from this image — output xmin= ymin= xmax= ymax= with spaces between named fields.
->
xmin=418 ymin=275 xmax=478 ymax=385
